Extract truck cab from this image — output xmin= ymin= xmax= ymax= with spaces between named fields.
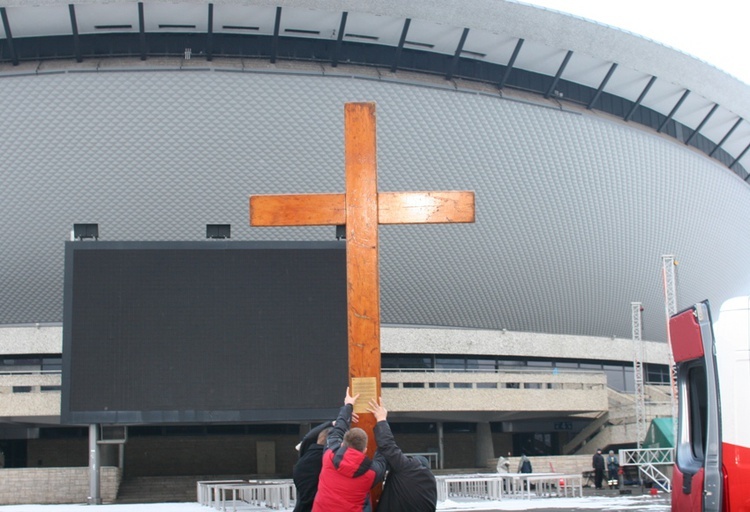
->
xmin=669 ymin=297 xmax=750 ymax=512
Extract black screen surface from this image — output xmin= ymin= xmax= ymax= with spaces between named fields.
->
xmin=61 ymin=241 xmax=348 ymax=424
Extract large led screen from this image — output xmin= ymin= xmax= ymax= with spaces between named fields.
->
xmin=61 ymin=241 xmax=348 ymax=424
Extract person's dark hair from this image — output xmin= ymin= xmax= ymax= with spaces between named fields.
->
xmin=343 ymin=428 xmax=368 ymax=452
xmin=317 ymin=427 xmax=332 ymax=445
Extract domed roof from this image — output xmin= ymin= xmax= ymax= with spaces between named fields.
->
xmin=2 ymin=0 xmax=749 ymax=342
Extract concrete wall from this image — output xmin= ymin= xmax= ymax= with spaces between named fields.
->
xmin=0 ymin=467 xmax=120 ymax=505
xmin=490 ymin=454 xmax=594 ymax=477
xmin=382 ymin=326 xmax=670 ymax=365
xmin=1 ymin=325 xmax=671 ymax=365
xmin=382 ymin=370 xmax=608 ymax=414
xmin=0 ymin=373 xmax=61 ymax=417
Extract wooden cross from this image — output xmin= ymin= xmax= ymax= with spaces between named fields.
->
xmin=249 ymin=102 xmax=475 ymax=459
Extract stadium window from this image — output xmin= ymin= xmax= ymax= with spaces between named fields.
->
xmin=381 ymin=382 xmax=399 ymax=388
xmin=476 ymin=382 xmax=498 ymax=389
xmin=390 ymin=422 xmax=435 ymax=434
xmin=497 ymin=359 xmax=525 ymax=367
xmin=428 ymin=382 xmax=450 ymax=389
xmin=382 ymin=354 xmax=433 ymax=369
xmin=453 ymin=382 xmax=473 ymax=389
xmin=604 ymin=364 xmax=626 ymax=392
xmin=403 ymin=382 xmax=425 ymax=388
xmin=580 ymin=363 xmax=603 ymax=370
xmin=42 ymin=357 xmax=62 ymax=371
xmin=527 ymin=360 xmax=552 ymax=367
xmin=623 ymin=366 xmax=635 ymax=393
xmin=466 ymin=358 xmax=496 ymax=372
xmin=436 ymin=357 xmax=465 ymax=371
xmin=554 ymin=361 xmax=579 ymax=369
xmin=646 ymin=363 xmax=670 ymax=384
xmin=381 ymin=355 xmax=398 ymax=369
xmin=403 ymin=355 xmax=433 ymax=369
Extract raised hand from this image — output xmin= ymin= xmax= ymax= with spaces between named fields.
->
xmin=367 ymin=397 xmax=387 ymax=422
xmin=344 ymin=386 xmax=360 ymax=406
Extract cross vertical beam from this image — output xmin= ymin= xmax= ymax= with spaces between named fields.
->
xmin=344 ymin=103 xmax=382 ymax=449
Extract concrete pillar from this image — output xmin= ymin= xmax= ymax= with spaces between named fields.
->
xmin=88 ymin=424 xmax=102 ymax=505
xmin=437 ymin=422 xmax=444 ymax=470
xmin=119 ymin=443 xmax=125 ymax=475
xmin=475 ymin=421 xmax=494 ymax=468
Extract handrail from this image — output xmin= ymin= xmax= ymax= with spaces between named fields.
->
xmin=620 ymin=448 xmax=674 ymax=465
xmin=382 ymin=367 xmax=603 ymax=375
xmin=0 ymin=370 xmax=61 ymax=376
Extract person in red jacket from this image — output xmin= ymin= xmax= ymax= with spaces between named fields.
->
xmin=312 ymin=388 xmax=386 ymax=512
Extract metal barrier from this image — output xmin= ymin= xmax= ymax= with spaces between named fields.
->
xmin=197 ymin=479 xmax=296 ymax=510
xmin=436 ymin=472 xmax=582 ymax=501
xmin=619 ymin=448 xmax=674 ymax=493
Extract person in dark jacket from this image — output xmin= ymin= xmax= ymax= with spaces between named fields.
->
xmin=312 ymin=388 xmax=386 ymax=512
xmin=592 ymin=448 xmax=605 ymax=489
xmin=368 ymin=397 xmax=437 ymax=512
xmin=518 ymin=452 xmax=532 ymax=473
xmin=292 ymin=421 xmax=332 ymax=512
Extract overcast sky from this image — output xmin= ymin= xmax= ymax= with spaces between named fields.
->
xmin=519 ymin=0 xmax=750 ymax=85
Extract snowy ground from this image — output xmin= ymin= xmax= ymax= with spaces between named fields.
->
xmin=0 ymin=494 xmax=670 ymax=512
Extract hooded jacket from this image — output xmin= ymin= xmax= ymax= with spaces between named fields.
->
xmin=312 ymin=405 xmax=386 ymax=512
xmin=293 ymin=421 xmax=333 ymax=512
xmin=374 ymin=420 xmax=437 ymax=512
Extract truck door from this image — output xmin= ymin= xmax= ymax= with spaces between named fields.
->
xmin=669 ymin=301 xmax=722 ymax=512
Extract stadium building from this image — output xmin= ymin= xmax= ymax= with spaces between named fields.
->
xmin=2 ymin=0 xmax=750 ymax=496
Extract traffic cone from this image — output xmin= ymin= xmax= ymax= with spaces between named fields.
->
xmin=650 ymin=487 xmax=658 ymax=496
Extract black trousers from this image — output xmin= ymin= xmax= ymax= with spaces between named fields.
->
xmin=594 ymin=468 xmax=604 ymax=489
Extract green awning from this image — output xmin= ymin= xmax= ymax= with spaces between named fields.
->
xmin=643 ymin=417 xmax=674 ymax=449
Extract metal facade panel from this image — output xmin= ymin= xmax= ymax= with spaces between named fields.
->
xmin=1 ymin=69 xmax=750 ymax=344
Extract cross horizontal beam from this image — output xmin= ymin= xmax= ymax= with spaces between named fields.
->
xmin=250 ymin=190 xmax=475 ymax=226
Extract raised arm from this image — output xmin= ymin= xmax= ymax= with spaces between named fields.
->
xmin=298 ymin=420 xmax=333 ymax=457
xmin=369 ymin=398 xmax=416 ymax=473
xmin=326 ymin=387 xmax=359 ymax=452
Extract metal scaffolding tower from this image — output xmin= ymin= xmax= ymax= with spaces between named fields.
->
xmin=632 ymin=302 xmax=646 ymax=449
xmin=661 ymin=254 xmax=679 ymax=440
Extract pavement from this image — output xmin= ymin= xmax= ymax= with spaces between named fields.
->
xmin=0 ymin=483 xmax=671 ymax=512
